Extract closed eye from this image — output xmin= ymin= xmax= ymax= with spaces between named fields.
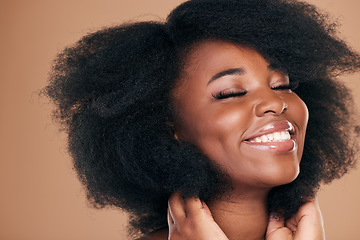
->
xmin=212 ymin=82 xmax=298 ymax=99
xmin=212 ymin=90 xmax=248 ymax=99
xmin=271 ymin=82 xmax=299 ymax=91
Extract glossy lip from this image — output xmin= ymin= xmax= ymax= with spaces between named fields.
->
xmin=244 ymin=139 xmax=296 ymax=152
xmin=244 ymin=120 xmax=295 ymax=142
xmin=242 ymin=120 xmax=296 ymax=153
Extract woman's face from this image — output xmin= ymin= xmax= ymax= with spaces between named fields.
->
xmin=171 ymin=40 xmax=309 ymax=190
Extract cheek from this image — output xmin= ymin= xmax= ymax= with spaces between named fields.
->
xmin=210 ymin=104 xmax=249 ymax=130
xmin=191 ymin=104 xmax=252 ymax=163
xmin=288 ymin=94 xmax=309 ymax=158
xmin=290 ymin=95 xmax=309 ymax=130
xmin=175 ymin=102 xmax=251 ymax=158
xmin=201 ymin=102 xmax=253 ymax=142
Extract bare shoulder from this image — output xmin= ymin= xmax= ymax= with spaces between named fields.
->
xmin=136 ymin=228 xmax=168 ymax=240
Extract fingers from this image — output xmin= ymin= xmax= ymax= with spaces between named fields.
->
xmin=266 ymin=198 xmax=325 ymax=240
xmin=266 ymin=215 xmax=294 ymax=240
xmin=168 ymin=193 xmax=210 ymax=220
xmin=167 ymin=193 xmax=229 ymax=240
xmin=287 ymin=198 xmax=325 ymax=240
xmin=168 ymin=192 xmax=186 ymax=223
xmin=200 ymin=200 xmax=212 ymax=216
xmin=286 ymin=198 xmax=322 ymax=228
xmin=167 ymin=207 xmax=174 ymax=225
xmin=266 ymin=215 xmax=285 ymax=237
xmin=184 ymin=196 xmax=205 ymax=218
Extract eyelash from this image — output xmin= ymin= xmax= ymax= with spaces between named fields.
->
xmin=212 ymin=83 xmax=298 ymax=100
xmin=212 ymin=90 xmax=247 ymax=99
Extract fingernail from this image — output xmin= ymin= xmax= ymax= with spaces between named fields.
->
xmin=270 ymin=214 xmax=280 ymax=220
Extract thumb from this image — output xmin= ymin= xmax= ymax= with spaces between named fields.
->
xmin=266 ymin=216 xmax=285 ymax=237
xmin=266 ymin=216 xmax=293 ymax=240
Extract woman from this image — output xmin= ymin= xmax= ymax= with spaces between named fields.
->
xmin=44 ymin=0 xmax=360 ymax=239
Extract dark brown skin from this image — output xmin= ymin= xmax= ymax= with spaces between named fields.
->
xmin=141 ymin=40 xmax=324 ymax=240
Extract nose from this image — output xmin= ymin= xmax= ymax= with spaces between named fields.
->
xmin=254 ymin=90 xmax=287 ymax=117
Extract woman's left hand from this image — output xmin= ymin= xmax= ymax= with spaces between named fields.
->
xmin=265 ymin=198 xmax=325 ymax=240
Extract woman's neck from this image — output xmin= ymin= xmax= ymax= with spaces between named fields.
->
xmin=141 ymin=189 xmax=270 ymax=240
xmin=208 ymin=189 xmax=269 ymax=240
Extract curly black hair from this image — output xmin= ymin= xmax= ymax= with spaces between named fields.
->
xmin=43 ymin=0 xmax=360 ymax=237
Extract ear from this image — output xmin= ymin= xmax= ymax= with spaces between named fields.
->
xmin=166 ymin=121 xmax=180 ymax=141
xmin=173 ymin=132 xmax=179 ymax=141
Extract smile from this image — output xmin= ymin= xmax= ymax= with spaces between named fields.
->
xmin=243 ymin=121 xmax=296 ymax=152
xmin=249 ymin=130 xmax=291 ymax=143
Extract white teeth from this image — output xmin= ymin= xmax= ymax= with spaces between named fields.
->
xmin=281 ymin=131 xmax=288 ymax=139
xmin=260 ymin=135 xmax=268 ymax=142
xmin=250 ymin=131 xmax=291 ymax=143
xmin=274 ymin=132 xmax=281 ymax=139
xmin=267 ymin=133 xmax=274 ymax=141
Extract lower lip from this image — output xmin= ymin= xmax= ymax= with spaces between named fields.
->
xmin=243 ymin=139 xmax=296 ymax=153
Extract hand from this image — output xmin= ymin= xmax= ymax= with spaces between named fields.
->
xmin=167 ymin=192 xmax=229 ymax=240
xmin=266 ymin=198 xmax=325 ymax=240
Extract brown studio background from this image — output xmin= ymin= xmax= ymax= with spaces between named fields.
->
xmin=0 ymin=0 xmax=359 ymax=239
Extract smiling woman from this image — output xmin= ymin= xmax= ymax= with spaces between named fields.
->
xmin=171 ymin=41 xmax=308 ymax=189
xmin=43 ymin=0 xmax=360 ymax=239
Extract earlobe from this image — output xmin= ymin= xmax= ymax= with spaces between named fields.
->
xmin=173 ymin=132 xmax=179 ymax=141
xmin=166 ymin=121 xmax=180 ymax=141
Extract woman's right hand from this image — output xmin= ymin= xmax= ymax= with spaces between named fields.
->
xmin=167 ymin=193 xmax=229 ymax=240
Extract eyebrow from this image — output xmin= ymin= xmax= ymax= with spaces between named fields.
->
xmin=207 ymin=68 xmax=245 ymax=85
xmin=268 ymin=64 xmax=289 ymax=75
xmin=207 ymin=65 xmax=288 ymax=85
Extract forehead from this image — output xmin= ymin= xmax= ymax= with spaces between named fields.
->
xmin=176 ymin=40 xmax=270 ymax=86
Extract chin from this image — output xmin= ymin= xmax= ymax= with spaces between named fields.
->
xmin=264 ymin=164 xmax=300 ymax=188
xmin=264 ymin=150 xmax=302 ymax=187
xmin=243 ymin=160 xmax=300 ymax=189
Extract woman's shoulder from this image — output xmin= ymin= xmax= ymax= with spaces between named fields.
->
xmin=136 ymin=228 xmax=168 ymax=240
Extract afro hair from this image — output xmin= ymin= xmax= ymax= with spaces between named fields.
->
xmin=43 ymin=0 xmax=360 ymax=236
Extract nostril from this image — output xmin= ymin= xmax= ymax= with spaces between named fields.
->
xmin=264 ymin=109 xmax=276 ymax=114
xmin=254 ymin=99 xmax=287 ymax=117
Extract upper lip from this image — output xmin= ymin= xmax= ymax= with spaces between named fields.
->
xmin=244 ymin=120 xmax=295 ymax=141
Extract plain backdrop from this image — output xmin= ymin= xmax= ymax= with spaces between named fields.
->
xmin=0 ymin=0 xmax=359 ymax=239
